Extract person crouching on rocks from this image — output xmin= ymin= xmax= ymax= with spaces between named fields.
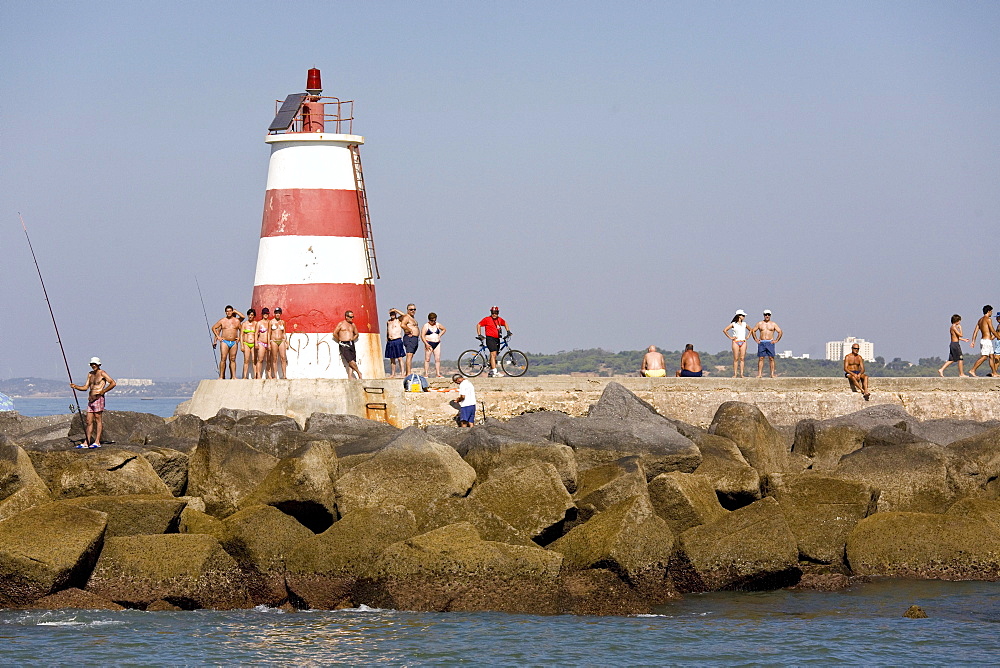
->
xmin=451 ymin=373 xmax=477 ymax=427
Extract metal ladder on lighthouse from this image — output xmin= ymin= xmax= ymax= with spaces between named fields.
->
xmin=349 ymin=144 xmax=380 ymax=282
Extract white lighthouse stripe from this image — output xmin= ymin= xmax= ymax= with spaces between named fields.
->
xmin=265 ymin=142 xmax=359 ymax=191
xmin=253 ymin=236 xmax=371 ymax=286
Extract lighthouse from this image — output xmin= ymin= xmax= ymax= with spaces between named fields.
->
xmin=250 ymin=69 xmax=382 ymax=379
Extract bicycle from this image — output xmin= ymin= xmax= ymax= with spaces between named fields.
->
xmin=458 ymin=335 xmax=529 ymax=377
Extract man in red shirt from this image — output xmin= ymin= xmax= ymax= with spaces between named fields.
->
xmin=476 ymin=306 xmax=513 ymax=377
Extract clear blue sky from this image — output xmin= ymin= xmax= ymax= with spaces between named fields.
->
xmin=3 ymin=1 xmax=998 ymax=379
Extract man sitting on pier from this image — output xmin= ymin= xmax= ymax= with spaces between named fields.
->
xmin=843 ymin=344 xmax=870 ymax=401
xmin=676 ymin=344 xmax=704 ymax=377
xmin=641 ymin=345 xmax=666 ymax=377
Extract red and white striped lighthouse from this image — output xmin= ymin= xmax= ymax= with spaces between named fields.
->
xmin=250 ymin=69 xmax=382 ymax=379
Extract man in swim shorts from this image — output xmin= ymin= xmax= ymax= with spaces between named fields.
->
xmin=968 ymin=305 xmax=997 ymax=377
xmin=641 ymin=345 xmax=667 ymax=377
xmin=843 ymin=343 xmax=870 ymax=400
xmin=400 ymin=303 xmax=420 ymax=376
xmin=676 ymin=344 xmax=704 ymax=377
xmin=752 ymin=310 xmax=783 ymax=378
xmin=211 ymin=305 xmax=245 ymax=379
xmin=69 ymin=357 xmax=116 ymax=448
xmin=333 ymin=310 xmax=362 ymax=379
xmin=938 ymin=314 xmax=969 ymax=377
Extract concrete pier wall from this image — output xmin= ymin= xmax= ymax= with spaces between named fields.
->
xmin=181 ymin=376 xmax=1000 ymax=428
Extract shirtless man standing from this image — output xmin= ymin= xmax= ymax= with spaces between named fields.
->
xmin=938 ymin=314 xmax=969 ymax=377
xmin=333 ymin=310 xmax=362 ymax=379
xmin=968 ymin=305 xmax=997 ymax=377
xmin=211 ymin=305 xmax=244 ymax=379
xmin=271 ymin=307 xmax=288 ymax=379
xmin=70 ymin=357 xmax=116 ymax=448
xmin=676 ymin=344 xmax=704 ymax=377
xmin=752 ymin=310 xmax=783 ymax=378
xmin=641 ymin=345 xmax=666 ymax=377
xmin=843 ymin=343 xmax=870 ymax=400
xmin=400 ymin=303 xmax=420 ymax=376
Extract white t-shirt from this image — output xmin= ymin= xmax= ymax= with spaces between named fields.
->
xmin=458 ymin=379 xmax=476 ymax=407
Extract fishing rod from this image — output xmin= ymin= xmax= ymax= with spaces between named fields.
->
xmin=18 ymin=213 xmax=84 ymax=417
xmin=195 ymin=276 xmax=219 ymax=368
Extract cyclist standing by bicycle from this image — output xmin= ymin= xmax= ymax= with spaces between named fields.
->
xmin=476 ymin=306 xmax=513 ymax=377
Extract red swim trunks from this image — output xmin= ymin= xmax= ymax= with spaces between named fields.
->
xmin=87 ymin=395 xmax=106 ymax=413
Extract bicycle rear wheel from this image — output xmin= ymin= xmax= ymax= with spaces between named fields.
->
xmin=501 ymin=350 xmax=529 ymax=377
xmin=458 ymin=350 xmax=487 ymax=377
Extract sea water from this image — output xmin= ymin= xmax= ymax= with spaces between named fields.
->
xmin=1 ymin=580 xmax=998 ymax=665
xmin=8 ymin=397 xmax=186 ymax=419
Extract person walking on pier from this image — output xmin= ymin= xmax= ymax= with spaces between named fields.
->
xmin=723 ymin=310 xmax=750 ymax=377
xmin=843 ymin=343 xmax=871 ymax=401
xmin=641 ymin=345 xmax=666 ymax=377
xmin=938 ymin=314 xmax=969 ymax=377
xmin=212 ymin=305 xmax=244 ymax=379
xmin=334 ymin=311 xmax=363 ymax=379
xmin=968 ymin=305 xmax=997 ymax=377
xmin=451 ymin=373 xmax=477 ymax=427
xmin=752 ymin=310 xmax=783 ymax=378
xmin=70 ymin=357 xmax=116 ymax=448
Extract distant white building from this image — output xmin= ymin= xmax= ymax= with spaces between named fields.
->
xmin=826 ymin=337 xmax=875 ymax=362
xmin=778 ymin=351 xmax=810 ymax=359
xmin=116 ymin=378 xmax=154 ymax=386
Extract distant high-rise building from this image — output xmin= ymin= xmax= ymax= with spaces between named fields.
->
xmin=826 ymin=337 xmax=875 ymax=362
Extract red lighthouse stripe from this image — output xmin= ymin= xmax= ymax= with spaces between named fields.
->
xmin=251 ymin=283 xmax=380 ymax=333
xmin=260 ymin=189 xmax=364 ymax=238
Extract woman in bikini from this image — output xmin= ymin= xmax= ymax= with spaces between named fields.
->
xmin=723 ymin=310 xmax=750 ymax=378
xmin=271 ymin=307 xmax=288 ymax=379
xmin=421 ymin=312 xmax=447 ymax=378
xmin=241 ymin=309 xmax=258 ymax=379
xmin=256 ymin=307 xmax=272 ymax=379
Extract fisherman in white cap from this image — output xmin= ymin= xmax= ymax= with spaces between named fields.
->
xmin=722 ymin=309 xmax=751 ymax=377
xmin=69 ymin=357 xmax=116 ymax=448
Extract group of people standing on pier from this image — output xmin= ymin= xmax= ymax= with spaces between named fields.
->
xmin=211 ymin=305 xmax=288 ymax=380
xmin=384 ymin=304 xmax=448 ymax=378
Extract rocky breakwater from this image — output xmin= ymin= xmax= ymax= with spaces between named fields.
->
xmin=2 ymin=384 xmax=1000 ymax=614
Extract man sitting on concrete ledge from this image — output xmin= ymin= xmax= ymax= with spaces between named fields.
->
xmin=640 ymin=346 xmax=666 ymax=377
xmin=844 ymin=343 xmax=871 ymax=401
xmin=676 ymin=344 xmax=704 ymax=377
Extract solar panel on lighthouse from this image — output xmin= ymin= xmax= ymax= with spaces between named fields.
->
xmin=268 ymin=93 xmax=307 ymax=131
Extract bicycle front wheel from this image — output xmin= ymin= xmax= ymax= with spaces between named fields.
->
xmin=501 ymin=350 xmax=529 ymax=377
xmin=458 ymin=350 xmax=487 ymax=377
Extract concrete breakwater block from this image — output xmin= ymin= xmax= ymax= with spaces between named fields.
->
xmin=1 ymin=381 xmax=1000 ymax=613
